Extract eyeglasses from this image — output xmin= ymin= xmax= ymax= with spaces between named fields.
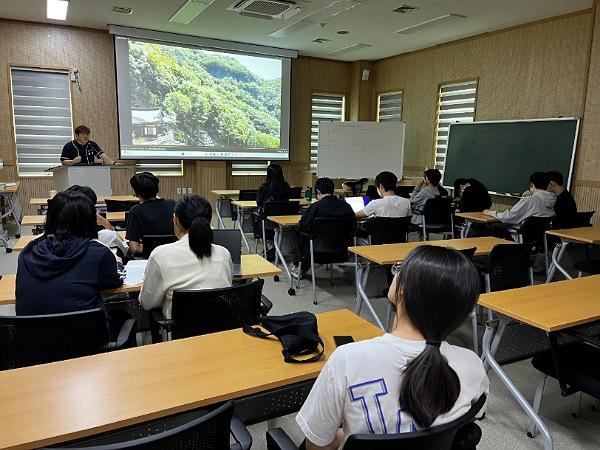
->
xmin=391 ymin=261 xmax=403 ymax=276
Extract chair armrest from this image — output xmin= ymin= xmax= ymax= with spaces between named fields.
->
xmin=106 ymin=318 xmax=137 ymax=350
xmin=260 ymin=294 xmax=273 ymax=315
xmin=299 ymin=231 xmax=314 ymax=240
xmin=230 ymin=414 xmax=252 ymax=450
xmin=150 ymin=308 xmax=173 ymax=332
xmin=266 ymin=428 xmax=299 ymax=450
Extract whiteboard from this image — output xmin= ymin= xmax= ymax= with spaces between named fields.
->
xmin=316 ymin=121 xmax=405 ymax=179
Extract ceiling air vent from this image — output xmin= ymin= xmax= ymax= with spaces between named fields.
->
xmin=393 ymin=5 xmax=419 ymax=14
xmin=228 ymin=0 xmax=300 ymax=19
xmin=112 ymin=6 xmax=133 ymax=14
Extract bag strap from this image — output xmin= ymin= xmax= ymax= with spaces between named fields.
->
xmin=284 ymin=335 xmax=324 ymax=363
xmin=242 ymin=322 xmax=273 ymax=339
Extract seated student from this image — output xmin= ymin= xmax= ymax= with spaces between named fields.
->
xmin=256 ymin=163 xmax=291 ymax=207
xmin=483 ymin=172 xmax=555 ymax=228
xmin=454 ymin=178 xmax=492 ymax=213
xmin=296 ymin=246 xmax=489 ymax=449
xmin=67 ymin=185 xmax=129 ymax=255
xmin=138 ymin=195 xmax=232 ymax=319
xmin=356 ymin=171 xmax=410 ymax=219
xmin=126 ymin=172 xmax=177 ymax=255
xmin=16 ymin=190 xmax=123 ymax=316
xmin=410 ymin=168 xmax=447 ymax=225
xmin=291 ymin=177 xmax=355 ymax=278
xmin=546 ymin=171 xmax=577 ymax=229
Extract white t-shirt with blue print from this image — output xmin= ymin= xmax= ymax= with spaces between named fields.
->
xmin=296 ymin=333 xmax=489 ymax=447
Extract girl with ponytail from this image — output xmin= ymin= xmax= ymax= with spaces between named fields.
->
xmin=296 ymin=246 xmax=488 ymax=450
xmin=139 ymin=195 xmax=233 ymax=320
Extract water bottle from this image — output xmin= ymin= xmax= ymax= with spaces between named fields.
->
xmin=305 ymin=186 xmax=313 ymax=201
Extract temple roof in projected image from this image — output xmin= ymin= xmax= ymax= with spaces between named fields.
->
xmin=131 ymin=108 xmax=174 ymax=125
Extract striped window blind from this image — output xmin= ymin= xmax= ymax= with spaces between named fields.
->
xmin=377 ymin=91 xmax=403 ymax=122
xmin=135 ymin=160 xmax=183 ymax=176
xmin=231 ymin=161 xmax=269 ymax=176
xmin=310 ymin=93 xmax=345 ymax=172
xmin=434 ymin=80 xmax=477 ymax=172
xmin=10 ymin=68 xmax=73 ymax=176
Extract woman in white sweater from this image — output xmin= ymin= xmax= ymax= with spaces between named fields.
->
xmin=139 ymin=195 xmax=232 ymax=319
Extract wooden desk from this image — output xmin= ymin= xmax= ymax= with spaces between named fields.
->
xmin=11 ymin=231 xmax=128 ymax=252
xmin=267 ymin=215 xmax=302 ymax=227
xmin=0 ymin=182 xmax=21 ymax=251
xmin=478 ymin=276 xmax=600 ymax=450
xmin=30 ymin=195 xmax=138 ymax=206
xmin=454 ymin=212 xmax=499 ymax=237
xmin=211 ymin=189 xmax=240 ymax=197
xmin=0 ymin=309 xmax=381 ymax=450
xmin=211 ymin=190 xmax=240 ymax=229
xmin=545 ymin=227 xmax=600 ymax=282
xmin=349 ymin=237 xmax=513 ymax=329
xmin=22 ymin=213 xmax=126 ymax=228
xmin=105 ymin=211 xmax=126 ymax=223
xmin=265 ymin=215 xmax=303 ymax=295
xmin=0 ymin=254 xmax=280 ymax=305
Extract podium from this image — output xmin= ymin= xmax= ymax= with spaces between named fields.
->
xmin=49 ymin=165 xmax=112 ymax=196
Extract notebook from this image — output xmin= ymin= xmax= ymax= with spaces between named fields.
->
xmin=345 ymin=196 xmax=365 ymax=213
xmin=213 ymin=229 xmax=242 ymax=276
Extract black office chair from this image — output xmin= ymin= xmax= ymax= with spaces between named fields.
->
xmin=266 ymin=394 xmax=486 ymax=450
xmin=363 ymin=216 xmax=411 ymax=245
xmin=104 ymin=200 xmax=139 ymax=212
xmin=527 ymin=328 xmax=600 ymax=438
xmin=142 ymin=235 xmax=177 ymax=259
xmin=288 ymin=186 xmax=303 ymax=198
xmin=256 ymin=201 xmax=300 ymax=257
xmin=394 ymin=185 xmax=413 ymax=199
xmin=44 ymin=401 xmax=251 ymax=450
xmin=151 ymin=279 xmax=271 ymax=341
xmin=343 ymin=178 xmax=368 ymax=196
xmin=231 ymin=189 xmax=258 ymax=232
xmin=300 ymin=217 xmax=356 ymax=305
xmin=0 ymin=309 xmax=136 ymax=370
xmin=512 ymin=216 xmax=552 ymax=252
xmin=420 ymin=197 xmax=454 ymax=241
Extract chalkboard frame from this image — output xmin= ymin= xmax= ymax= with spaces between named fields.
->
xmin=442 ymin=117 xmax=580 ymax=196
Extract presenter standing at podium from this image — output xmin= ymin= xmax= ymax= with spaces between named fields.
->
xmin=60 ymin=125 xmax=115 ymax=166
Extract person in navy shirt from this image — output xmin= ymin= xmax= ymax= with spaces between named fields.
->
xmin=60 ymin=125 xmax=115 ymax=166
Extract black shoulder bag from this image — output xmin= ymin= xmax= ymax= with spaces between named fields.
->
xmin=243 ymin=311 xmax=324 ymax=363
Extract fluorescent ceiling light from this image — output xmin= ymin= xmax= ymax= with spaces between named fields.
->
xmin=396 ymin=13 xmax=466 ymax=35
xmin=169 ymin=0 xmax=212 ymax=24
xmin=47 ymin=0 xmax=69 ymax=20
xmin=328 ymin=42 xmax=371 ymax=56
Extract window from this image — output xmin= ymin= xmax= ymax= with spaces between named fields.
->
xmin=310 ymin=93 xmax=345 ymax=172
xmin=231 ymin=161 xmax=269 ymax=176
xmin=377 ymin=91 xmax=403 ymax=122
xmin=135 ymin=160 xmax=183 ymax=176
xmin=434 ymin=80 xmax=477 ymax=172
xmin=10 ymin=68 xmax=73 ymax=176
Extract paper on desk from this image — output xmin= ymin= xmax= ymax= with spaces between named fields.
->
xmin=124 ymin=260 xmax=147 ymax=286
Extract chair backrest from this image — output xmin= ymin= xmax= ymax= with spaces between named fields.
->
xmin=394 ymin=185 xmax=413 ymax=199
xmin=342 ymin=394 xmax=486 ymax=450
xmin=344 ymin=178 xmax=368 ymax=196
xmin=238 ymin=189 xmax=258 ymax=201
xmin=0 ymin=309 xmax=108 ymax=370
xmin=213 ymin=229 xmax=242 ymax=265
xmin=264 ymin=200 xmax=300 ymax=217
xmin=311 ymin=217 xmax=356 ymax=257
xmin=459 ymin=247 xmax=476 ymax=260
xmin=517 ymin=216 xmax=552 ymax=250
xmin=49 ymin=401 xmax=235 ymax=449
xmin=366 ymin=217 xmax=411 ymax=245
xmin=142 ymin=235 xmax=177 ymax=259
xmin=487 ymin=243 xmax=533 ymax=292
xmin=289 ymin=186 xmax=302 ymax=198
xmin=423 ymin=197 xmax=453 ymax=228
xmin=105 ymin=199 xmax=139 ymax=213
xmin=171 ymin=279 xmax=265 ymax=339
xmin=574 ymin=211 xmax=595 ymax=227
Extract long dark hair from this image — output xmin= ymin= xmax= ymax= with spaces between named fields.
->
xmin=394 ymin=246 xmax=480 ymax=428
xmin=174 ymin=195 xmax=213 ymax=259
xmin=44 ymin=191 xmax=98 ymax=256
xmin=266 ymin=163 xmax=288 ymax=194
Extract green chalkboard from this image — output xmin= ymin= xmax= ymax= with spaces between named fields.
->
xmin=442 ymin=119 xmax=579 ymax=195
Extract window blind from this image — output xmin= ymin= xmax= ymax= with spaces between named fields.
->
xmin=135 ymin=160 xmax=183 ymax=176
xmin=377 ymin=91 xmax=403 ymax=122
xmin=310 ymin=93 xmax=345 ymax=172
xmin=231 ymin=161 xmax=269 ymax=176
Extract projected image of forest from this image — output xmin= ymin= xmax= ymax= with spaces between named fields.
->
xmin=128 ymin=41 xmax=282 ymax=149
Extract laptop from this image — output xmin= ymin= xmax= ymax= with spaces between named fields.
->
xmin=345 ymin=196 xmax=365 ymax=213
xmin=213 ymin=229 xmax=242 ymax=277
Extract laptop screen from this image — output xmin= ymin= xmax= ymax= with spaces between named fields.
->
xmin=212 ymin=230 xmax=241 ymax=264
xmin=345 ymin=196 xmax=365 ymax=213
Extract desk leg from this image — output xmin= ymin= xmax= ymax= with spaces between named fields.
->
xmin=215 ymin=197 xmax=225 ymax=229
xmin=461 ymin=221 xmax=472 ymax=238
xmin=236 ymin=205 xmax=250 ymax=253
xmin=274 ymin=227 xmax=294 ymax=295
xmin=482 ymin=321 xmax=554 ymax=450
xmin=545 ymin=241 xmax=570 ymax=283
xmin=354 ymin=262 xmax=384 ymax=330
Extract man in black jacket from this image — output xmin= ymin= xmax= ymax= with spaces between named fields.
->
xmin=546 ymin=171 xmax=578 ymax=229
xmin=291 ymin=177 xmax=356 ymax=278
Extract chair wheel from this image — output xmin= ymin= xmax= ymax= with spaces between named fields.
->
xmin=5 ymin=248 xmax=11 ymax=254
xmin=527 ymin=432 xmax=534 ymax=438
xmin=313 ymin=300 xmax=318 ymax=305
xmin=15 ymin=234 xmax=20 ymax=238
xmin=274 ymin=275 xmax=279 ymax=282
xmin=288 ymin=288 xmax=295 ymax=296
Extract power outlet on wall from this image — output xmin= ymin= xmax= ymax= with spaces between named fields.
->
xmin=187 ymin=187 xmax=192 ymax=194
xmin=176 ymin=187 xmax=182 ymax=194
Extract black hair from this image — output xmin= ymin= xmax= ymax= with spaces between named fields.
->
xmin=375 ymin=171 xmax=398 ymax=192
xmin=130 ymin=172 xmax=160 ymax=199
xmin=546 ymin=171 xmax=564 ymax=186
xmin=424 ymin=169 xmax=442 ymax=187
xmin=529 ymin=172 xmax=550 ymax=190
xmin=314 ymin=177 xmax=335 ymax=196
xmin=365 ymin=185 xmax=381 ymax=200
xmin=174 ymin=195 xmax=213 ymax=259
xmin=44 ymin=190 xmax=98 ymax=256
xmin=453 ymin=178 xmax=468 ymax=197
xmin=67 ymin=185 xmax=97 ymax=206
xmin=265 ymin=163 xmax=288 ymax=197
xmin=74 ymin=125 xmax=90 ymax=135
xmin=393 ymin=246 xmax=480 ymax=429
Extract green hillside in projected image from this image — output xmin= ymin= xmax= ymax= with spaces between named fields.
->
xmin=128 ymin=40 xmax=281 ymax=149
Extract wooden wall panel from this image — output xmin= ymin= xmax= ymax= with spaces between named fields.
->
xmin=372 ymin=11 xmax=593 ymax=178
xmin=194 ymin=161 xmax=227 ymax=205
